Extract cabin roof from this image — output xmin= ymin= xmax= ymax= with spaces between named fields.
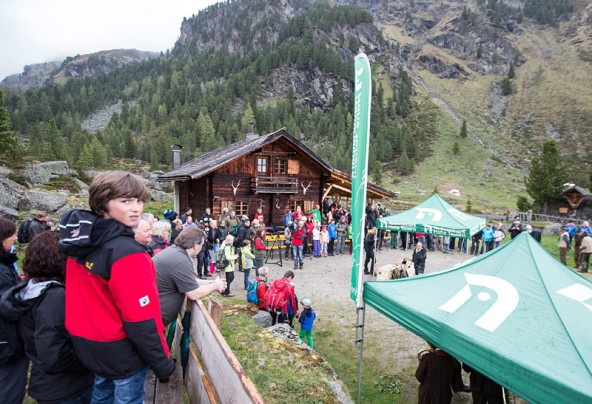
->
xmin=158 ymin=128 xmax=331 ymax=181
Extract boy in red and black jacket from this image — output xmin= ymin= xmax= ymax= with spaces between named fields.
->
xmin=59 ymin=171 xmax=174 ymax=402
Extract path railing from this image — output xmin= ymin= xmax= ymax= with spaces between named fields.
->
xmin=148 ymin=298 xmax=264 ymax=403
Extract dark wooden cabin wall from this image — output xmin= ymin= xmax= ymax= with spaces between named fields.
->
xmin=185 ymin=140 xmax=330 ymax=226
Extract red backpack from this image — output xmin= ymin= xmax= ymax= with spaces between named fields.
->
xmin=264 ymin=278 xmax=292 ymax=313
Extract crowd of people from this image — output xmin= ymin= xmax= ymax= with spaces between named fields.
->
xmin=1 ymin=171 xmax=591 ymax=403
xmin=0 ymin=171 xmax=317 ymax=403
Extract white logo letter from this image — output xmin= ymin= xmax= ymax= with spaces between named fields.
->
xmin=447 ymin=208 xmax=470 ymax=221
xmin=439 ymin=274 xmax=519 ymax=332
xmin=415 ymin=208 xmax=442 ymax=222
xmin=556 ymin=284 xmax=592 ymax=312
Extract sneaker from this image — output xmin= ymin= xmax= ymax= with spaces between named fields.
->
xmin=222 ymin=293 xmax=235 ymax=298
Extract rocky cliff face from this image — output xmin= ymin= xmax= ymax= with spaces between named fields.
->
xmin=0 ymin=61 xmax=61 ymax=92
xmin=0 ymin=49 xmax=158 ymax=92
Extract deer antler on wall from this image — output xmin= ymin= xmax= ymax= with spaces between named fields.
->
xmin=231 ymin=180 xmax=241 ymax=196
xmin=274 ymin=198 xmax=281 ymax=209
xmin=258 ymin=199 xmax=265 ymax=209
xmin=301 ymin=181 xmax=312 ymax=195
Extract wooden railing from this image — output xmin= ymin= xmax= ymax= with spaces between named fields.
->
xmin=251 ymin=176 xmax=299 ymax=194
xmin=149 ymin=298 xmax=264 ymax=403
xmin=506 ymin=210 xmax=585 ymax=225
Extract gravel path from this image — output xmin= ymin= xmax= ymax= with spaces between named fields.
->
xmin=230 ymin=243 xmax=475 ymax=401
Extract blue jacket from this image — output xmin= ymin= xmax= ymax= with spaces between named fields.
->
xmin=482 ymin=227 xmax=494 ymax=242
xmin=299 ymin=307 xmax=316 ymax=331
xmin=579 ymin=226 xmax=592 ymax=237
xmin=328 ymin=223 xmax=337 ymax=240
xmin=566 ymin=224 xmax=577 ymax=238
xmin=282 ymin=213 xmax=292 ymax=227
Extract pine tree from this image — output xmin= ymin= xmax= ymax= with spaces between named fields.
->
xmin=460 ymin=120 xmax=467 ymax=138
xmin=452 ymin=141 xmax=460 ymax=155
xmin=525 ymin=140 xmax=567 ymax=213
xmin=0 ymin=90 xmax=17 ymax=160
xmin=77 ymin=144 xmax=93 ymax=169
xmin=466 ymin=197 xmax=473 ymax=213
xmin=501 ymin=77 xmax=512 ymax=96
xmin=398 ymin=151 xmax=413 ymax=175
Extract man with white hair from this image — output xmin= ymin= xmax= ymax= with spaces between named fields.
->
xmin=525 ymin=224 xmax=541 ymax=243
xmin=580 ymin=221 xmax=592 ymax=237
xmin=134 ymin=218 xmax=153 ymax=246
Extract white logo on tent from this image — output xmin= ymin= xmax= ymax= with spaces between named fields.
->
xmin=415 ymin=208 xmax=442 ymax=222
xmin=556 ymin=284 xmax=592 ymax=312
xmin=447 ymin=208 xmax=470 ymax=221
xmin=439 ymin=274 xmax=519 ymax=332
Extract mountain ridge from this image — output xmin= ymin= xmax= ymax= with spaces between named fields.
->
xmin=1 ymin=0 xmax=590 ymax=212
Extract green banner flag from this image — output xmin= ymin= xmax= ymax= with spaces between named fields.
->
xmin=350 ymin=53 xmax=371 ymax=307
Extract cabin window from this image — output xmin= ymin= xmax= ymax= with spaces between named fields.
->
xmin=234 ymin=201 xmax=249 ymax=216
xmin=257 ymin=158 xmax=267 ymax=173
xmin=274 ymin=159 xmax=287 ymax=174
xmin=290 ymin=200 xmax=304 ymax=214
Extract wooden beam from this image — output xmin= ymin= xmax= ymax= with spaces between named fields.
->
xmin=191 ymin=300 xmax=265 ymax=404
xmin=322 ymin=184 xmax=334 ymax=201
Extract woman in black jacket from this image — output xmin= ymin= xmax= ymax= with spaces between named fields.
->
xmin=0 ymin=231 xmax=94 ymax=403
xmin=0 ymin=217 xmax=28 ymax=404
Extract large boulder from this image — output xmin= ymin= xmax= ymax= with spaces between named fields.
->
xmin=0 ymin=177 xmax=25 ymax=209
xmin=22 ymin=161 xmax=71 ymax=185
xmin=151 ymin=190 xmax=173 ymax=202
xmin=252 ymin=310 xmax=272 ymax=328
xmin=18 ymin=189 xmax=68 ymax=212
xmin=0 ymin=205 xmax=19 ymax=221
xmin=543 ymin=222 xmax=563 ymax=236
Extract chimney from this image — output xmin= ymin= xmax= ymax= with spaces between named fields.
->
xmin=246 ymin=122 xmax=259 ymax=141
xmin=172 ymin=146 xmax=182 ymax=170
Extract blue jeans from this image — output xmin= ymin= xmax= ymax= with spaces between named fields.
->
xmin=292 ymin=245 xmax=304 ymax=268
xmin=92 ymin=367 xmax=148 ymax=404
xmin=243 ymin=267 xmax=251 ymax=289
xmin=337 ymin=236 xmax=346 ymax=253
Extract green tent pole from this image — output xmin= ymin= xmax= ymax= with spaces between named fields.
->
xmin=355 ymin=304 xmax=366 ymax=404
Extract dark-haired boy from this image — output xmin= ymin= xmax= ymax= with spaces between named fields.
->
xmin=59 ymin=171 xmax=175 ymax=403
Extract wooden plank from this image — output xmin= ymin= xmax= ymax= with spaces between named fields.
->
xmin=191 ymin=301 xmax=265 ymax=404
xmin=208 ymin=298 xmax=222 ymax=330
xmin=185 ymin=344 xmax=214 ymax=404
xmin=145 ymin=319 xmax=184 ymax=404
xmin=154 ymin=357 xmax=184 ymax=403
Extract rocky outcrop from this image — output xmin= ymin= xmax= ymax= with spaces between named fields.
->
xmin=0 ymin=177 xmax=25 ymax=209
xmin=252 ymin=310 xmax=272 ymax=328
xmin=0 ymin=61 xmax=61 ymax=92
xmin=18 ymin=189 xmax=68 ymax=212
xmin=0 ymin=206 xmax=19 ymax=221
xmin=1 ymin=50 xmax=158 ymax=92
xmin=23 ymin=161 xmax=71 ymax=185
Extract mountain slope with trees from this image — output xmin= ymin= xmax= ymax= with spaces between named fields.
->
xmin=0 ymin=0 xmax=590 ymax=213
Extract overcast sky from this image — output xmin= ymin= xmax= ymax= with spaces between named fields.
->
xmin=0 ymin=0 xmax=220 ymax=80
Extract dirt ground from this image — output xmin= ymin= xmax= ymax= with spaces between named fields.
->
xmin=228 ymin=242 xmax=478 ymax=403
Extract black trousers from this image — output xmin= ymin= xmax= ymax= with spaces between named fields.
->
xmin=364 ymin=250 xmax=375 ymax=274
xmin=224 ymin=271 xmax=234 ymax=294
xmin=328 ymin=239 xmax=335 ymax=255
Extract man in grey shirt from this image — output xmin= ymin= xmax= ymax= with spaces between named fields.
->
xmin=154 ymin=227 xmax=226 ymax=326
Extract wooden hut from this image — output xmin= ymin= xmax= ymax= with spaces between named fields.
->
xmin=158 ymin=128 xmax=395 ymax=227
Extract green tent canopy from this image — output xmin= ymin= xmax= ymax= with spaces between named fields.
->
xmin=363 ymin=232 xmax=592 ymax=403
xmin=376 ymin=193 xmax=485 ymax=238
